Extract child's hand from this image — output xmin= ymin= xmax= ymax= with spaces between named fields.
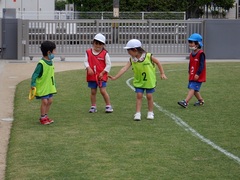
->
xmin=87 ymin=68 xmax=94 ymax=75
xmin=99 ymin=72 xmax=104 ymax=80
xmin=160 ymin=73 xmax=167 ymax=80
xmin=194 ymin=74 xmax=199 ymax=81
xmin=108 ymin=75 xmax=116 ymax=80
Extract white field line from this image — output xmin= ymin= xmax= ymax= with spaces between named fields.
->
xmin=126 ymin=77 xmax=240 ymax=165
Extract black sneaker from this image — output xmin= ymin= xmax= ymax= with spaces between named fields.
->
xmin=178 ymin=100 xmax=188 ymax=108
xmin=194 ymin=100 xmax=205 ymax=106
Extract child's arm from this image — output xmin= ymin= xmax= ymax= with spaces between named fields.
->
xmin=99 ymin=53 xmax=111 ymax=79
xmin=108 ymin=61 xmax=131 ymax=80
xmin=31 ymin=63 xmax=43 ymax=88
xmin=194 ymin=53 xmax=205 ymax=80
xmin=151 ymin=56 xmax=167 ymax=80
xmin=103 ymin=53 xmax=111 ymax=73
xmin=84 ymin=53 xmax=94 ymax=75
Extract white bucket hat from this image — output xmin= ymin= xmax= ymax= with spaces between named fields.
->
xmin=93 ymin=33 xmax=106 ymax=44
xmin=123 ymin=39 xmax=142 ymax=49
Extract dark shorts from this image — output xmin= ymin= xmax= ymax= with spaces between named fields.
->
xmin=188 ymin=81 xmax=202 ymax=92
xmin=36 ymin=94 xmax=53 ymax=99
xmin=135 ymin=88 xmax=155 ymax=94
xmin=88 ymin=81 xmax=107 ymax=88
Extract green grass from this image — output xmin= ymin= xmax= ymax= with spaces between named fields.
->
xmin=6 ymin=62 xmax=240 ymax=179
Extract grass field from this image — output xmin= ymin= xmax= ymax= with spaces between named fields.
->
xmin=5 ymin=62 xmax=240 ymax=179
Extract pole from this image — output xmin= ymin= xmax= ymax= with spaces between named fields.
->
xmin=112 ymin=0 xmax=119 ymax=43
xmin=113 ymin=0 xmax=119 ymax=18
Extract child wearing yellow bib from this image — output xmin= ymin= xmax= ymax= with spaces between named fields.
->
xmin=109 ymin=39 xmax=167 ymax=121
xmin=31 ymin=41 xmax=57 ymax=125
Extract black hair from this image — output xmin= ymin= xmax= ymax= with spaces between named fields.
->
xmin=92 ymin=39 xmax=105 ymax=45
xmin=128 ymin=47 xmax=146 ymax=53
xmin=193 ymin=41 xmax=201 ymax=49
xmin=136 ymin=47 xmax=145 ymax=53
xmin=40 ymin=41 xmax=56 ymax=56
xmin=92 ymin=40 xmax=106 ymax=51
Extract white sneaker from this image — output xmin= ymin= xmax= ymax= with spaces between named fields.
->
xmin=134 ymin=112 xmax=141 ymax=121
xmin=147 ymin=112 xmax=154 ymax=120
xmin=89 ymin=106 xmax=97 ymax=113
xmin=105 ymin=106 xmax=113 ymax=113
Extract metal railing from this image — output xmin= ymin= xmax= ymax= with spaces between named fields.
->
xmin=54 ymin=11 xmax=186 ymax=20
xmin=0 ymin=11 xmax=186 ymax=20
xmin=23 ymin=19 xmax=203 ymax=58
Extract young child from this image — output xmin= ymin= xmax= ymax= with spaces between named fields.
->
xmin=178 ymin=33 xmax=206 ymax=108
xmin=31 ymin=40 xmax=57 ymax=125
xmin=84 ymin=33 xmax=113 ymax=113
xmin=109 ymin=39 xmax=167 ymax=121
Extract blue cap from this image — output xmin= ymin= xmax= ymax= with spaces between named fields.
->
xmin=188 ymin=33 xmax=203 ymax=47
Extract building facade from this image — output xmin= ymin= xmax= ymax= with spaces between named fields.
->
xmin=0 ymin=0 xmax=55 ymax=19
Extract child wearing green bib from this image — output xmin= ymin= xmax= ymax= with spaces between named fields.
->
xmin=31 ymin=41 xmax=57 ymax=125
xmin=109 ymin=39 xmax=167 ymax=121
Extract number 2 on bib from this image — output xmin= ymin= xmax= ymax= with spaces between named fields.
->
xmin=142 ymin=72 xmax=147 ymax=81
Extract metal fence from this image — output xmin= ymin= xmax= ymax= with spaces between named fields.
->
xmin=0 ymin=11 xmax=186 ymax=20
xmin=54 ymin=11 xmax=186 ymax=20
xmin=23 ymin=19 xmax=203 ymax=58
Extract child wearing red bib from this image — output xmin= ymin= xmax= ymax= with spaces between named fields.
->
xmin=178 ymin=33 xmax=206 ymax=108
xmin=84 ymin=33 xmax=113 ymax=113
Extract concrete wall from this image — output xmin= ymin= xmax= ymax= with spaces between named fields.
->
xmin=203 ymin=19 xmax=240 ymax=59
xmin=0 ymin=19 xmax=2 ymax=58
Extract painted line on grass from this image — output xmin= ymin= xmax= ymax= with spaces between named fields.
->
xmin=126 ymin=77 xmax=240 ymax=165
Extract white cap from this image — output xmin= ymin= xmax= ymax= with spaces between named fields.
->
xmin=94 ymin=33 xmax=106 ymax=44
xmin=123 ymin=39 xmax=142 ymax=49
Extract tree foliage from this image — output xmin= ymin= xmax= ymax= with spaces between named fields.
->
xmin=182 ymin=0 xmax=235 ymax=18
xmin=55 ymin=0 xmax=67 ymax=11
xmin=66 ymin=0 xmax=235 ymax=18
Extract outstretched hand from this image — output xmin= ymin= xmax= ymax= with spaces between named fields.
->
xmin=108 ymin=75 xmax=116 ymax=80
xmin=160 ymin=74 xmax=168 ymax=80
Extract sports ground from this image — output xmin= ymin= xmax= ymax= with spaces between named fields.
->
xmin=0 ymin=57 xmax=239 ymax=179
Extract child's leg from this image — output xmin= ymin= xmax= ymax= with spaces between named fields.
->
xmin=45 ymin=97 xmax=53 ymax=115
xmin=100 ymin=87 xmax=113 ymax=113
xmin=146 ymin=93 xmax=153 ymax=112
xmin=136 ymin=92 xmax=143 ymax=113
xmin=193 ymin=91 xmax=204 ymax=106
xmin=99 ymin=87 xmax=111 ymax=105
xmin=185 ymin=89 xmax=195 ymax=103
xmin=194 ymin=91 xmax=204 ymax=101
xmin=39 ymin=98 xmax=53 ymax=124
xmin=40 ymin=98 xmax=49 ymax=116
xmin=90 ymin=88 xmax=97 ymax=106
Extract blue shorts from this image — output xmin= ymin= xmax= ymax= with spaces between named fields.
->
xmin=188 ymin=81 xmax=202 ymax=92
xmin=135 ymin=88 xmax=155 ymax=94
xmin=36 ymin=94 xmax=53 ymax=99
xmin=88 ymin=81 xmax=107 ymax=88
